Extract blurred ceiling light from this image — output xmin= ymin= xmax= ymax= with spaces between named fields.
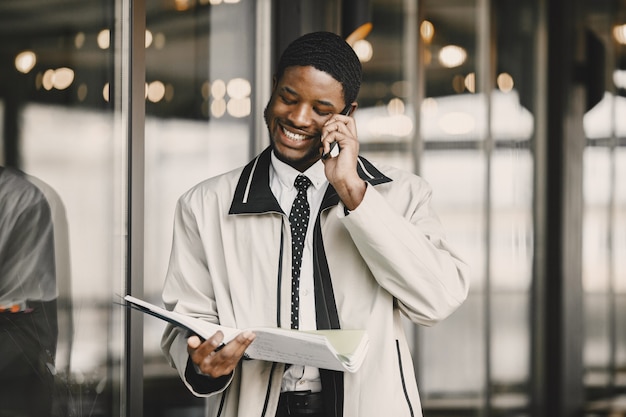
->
xmin=42 ymin=70 xmax=55 ymax=90
xmin=346 ymin=22 xmax=373 ymax=46
xmin=420 ymin=20 xmax=434 ymax=44
xmin=75 ymin=32 xmax=86 ymax=49
xmin=53 ymin=68 xmax=75 ymax=90
xmin=103 ymin=83 xmax=110 ymax=102
xmin=154 ymin=33 xmax=166 ymax=49
xmin=211 ymin=98 xmax=227 ymax=118
xmin=387 ymin=98 xmax=405 ymax=115
xmin=421 ymin=97 xmax=438 ymax=117
xmin=497 ymin=72 xmax=515 ymax=92
xmin=613 ymin=24 xmax=626 ymax=44
xmin=353 ymin=39 xmax=373 ymax=62
xmin=97 ymin=29 xmax=110 ymax=49
xmin=226 ymin=78 xmax=251 ymax=99
xmin=438 ymin=45 xmax=467 ymax=68
xmin=452 ymin=74 xmax=465 ymax=93
xmin=174 ymin=0 xmax=192 ymax=11
xmin=209 ymin=0 xmax=222 ymax=4
xmin=464 ymin=72 xmax=476 ymax=93
xmin=42 ymin=67 xmax=74 ymax=90
xmin=224 ymin=0 xmax=240 ymax=3
xmin=201 ymin=81 xmax=211 ymax=99
xmin=423 ymin=48 xmax=432 ymax=65
xmin=145 ymin=30 xmax=153 ymax=48
xmin=77 ymin=84 xmax=88 ymax=102
xmin=147 ymin=81 xmax=166 ymax=102
xmin=438 ymin=111 xmax=475 ymax=135
xmin=211 ymin=79 xmax=226 ymax=99
xmin=227 ymin=97 xmax=251 ymax=118
xmin=614 ymin=69 xmax=626 ymax=89
xmin=15 ymin=51 xmax=37 ymax=74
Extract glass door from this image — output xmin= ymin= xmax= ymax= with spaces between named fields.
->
xmin=0 ymin=0 xmax=125 ymax=415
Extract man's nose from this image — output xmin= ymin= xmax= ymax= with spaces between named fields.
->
xmin=288 ymin=105 xmax=313 ymax=127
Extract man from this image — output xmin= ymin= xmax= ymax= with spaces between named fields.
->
xmin=0 ymin=166 xmax=58 ymax=417
xmin=161 ymin=31 xmax=469 ymax=417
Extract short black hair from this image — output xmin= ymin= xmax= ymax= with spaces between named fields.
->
xmin=275 ymin=31 xmax=362 ymax=106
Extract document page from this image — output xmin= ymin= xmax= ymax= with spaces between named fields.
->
xmin=123 ymin=295 xmax=369 ymax=372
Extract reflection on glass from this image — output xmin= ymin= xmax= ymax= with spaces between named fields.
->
xmin=2 ymin=0 xmax=120 ymax=412
xmin=22 ymin=105 xmax=117 ymax=416
xmin=0 ymin=167 xmax=59 ymax=417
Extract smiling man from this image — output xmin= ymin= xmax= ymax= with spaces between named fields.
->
xmin=161 ymin=31 xmax=470 ymax=417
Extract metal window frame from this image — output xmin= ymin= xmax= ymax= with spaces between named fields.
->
xmin=116 ymin=0 xmax=146 ymax=415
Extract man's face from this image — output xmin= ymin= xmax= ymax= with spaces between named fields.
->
xmin=264 ymin=65 xmax=346 ymax=172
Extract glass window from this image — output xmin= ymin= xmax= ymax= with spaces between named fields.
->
xmin=582 ymin=1 xmax=626 ymax=404
xmin=142 ymin=1 xmax=258 ymax=414
xmin=1 ymin=0 xmax=123 ymax=415
xmin=413 ymin=0 xmax=536 ymax=414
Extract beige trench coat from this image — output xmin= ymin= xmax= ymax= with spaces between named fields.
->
xmin=161 ymin=147 xmax=470 ymax=417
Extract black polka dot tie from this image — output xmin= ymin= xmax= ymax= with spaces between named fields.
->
xmin=289 ymin=174 xmax=312 ymax=330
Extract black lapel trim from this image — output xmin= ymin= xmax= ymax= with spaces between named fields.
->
xmin=261 ymin=362 xmax=278 ymax=417
xmin=319 ymin=155 xmax=392 ymax=212
xmin=230 ymin=149 xmax=392 ymax=215
xmin=229 ymin=147 xmax=282 ymax=215
xmin=312 ymin=217 xmax=340 ymax=329
xmin=313 ymin=215 xmax=344 ymax=417
xmin=276 ymin=229 xmax=284 ymax=328
xmin=356 ymin=155 xmax=392 ymax=185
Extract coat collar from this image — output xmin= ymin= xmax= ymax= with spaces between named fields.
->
xmin=229 ymin=147 xmax=392 ymax=215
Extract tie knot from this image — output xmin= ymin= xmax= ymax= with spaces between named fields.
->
xmin=294 ymin=175 xmax=311 ymax=192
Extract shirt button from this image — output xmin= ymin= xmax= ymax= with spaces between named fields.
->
xmin=303 ymin=289 xmax=309 ymax=296
xmin=299 ymin=380 xmax=306 ymax=385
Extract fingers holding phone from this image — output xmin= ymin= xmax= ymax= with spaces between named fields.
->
xmin=321 ymin=107 xmax=357 ymax=160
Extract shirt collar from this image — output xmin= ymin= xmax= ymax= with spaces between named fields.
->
xmin=270 ymin=151 xmax=327 ymax=192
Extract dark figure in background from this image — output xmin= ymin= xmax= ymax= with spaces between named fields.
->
xmin=0 ymin=166 xmax=58 ymax=417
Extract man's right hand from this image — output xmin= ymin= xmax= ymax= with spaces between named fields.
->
xmin=187 ymin=330 xmax=256 ymax=378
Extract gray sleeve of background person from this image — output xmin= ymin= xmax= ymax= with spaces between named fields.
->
xmin=0 ymin=170 xmax=58 ymax=377
xmin=0 ymin=173 xmax=57 ymax=305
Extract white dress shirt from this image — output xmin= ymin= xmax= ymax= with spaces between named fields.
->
xmin=270 ymin=152 xmax=327 ymax=393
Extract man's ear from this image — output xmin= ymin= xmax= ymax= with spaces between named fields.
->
xmin=271 ymin=75 xmax=278 ymax=91
xmin=349 ymin=102 xmax=358 ymax=115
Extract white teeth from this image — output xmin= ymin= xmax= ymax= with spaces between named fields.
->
xmin=282 ymin=127 xmax=307 ymax=141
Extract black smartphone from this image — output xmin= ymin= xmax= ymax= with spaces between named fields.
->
xmin=321 ymin=106 xmax=352 ymax=160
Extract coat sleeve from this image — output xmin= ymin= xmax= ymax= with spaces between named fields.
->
xmin=160 ymin=193 xmax=233 ymax=396
xmin=339 ymin=178 xmax=470 ymax=326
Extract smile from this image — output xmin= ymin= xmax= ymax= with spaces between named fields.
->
xmin=282 ymin=126 xmax=308 ymax=141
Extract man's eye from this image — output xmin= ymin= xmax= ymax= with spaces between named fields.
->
xmin=280 ymin=96 xmax=296 ymax=105
xmin=315 ymin=109 xmax=332 ymax=116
